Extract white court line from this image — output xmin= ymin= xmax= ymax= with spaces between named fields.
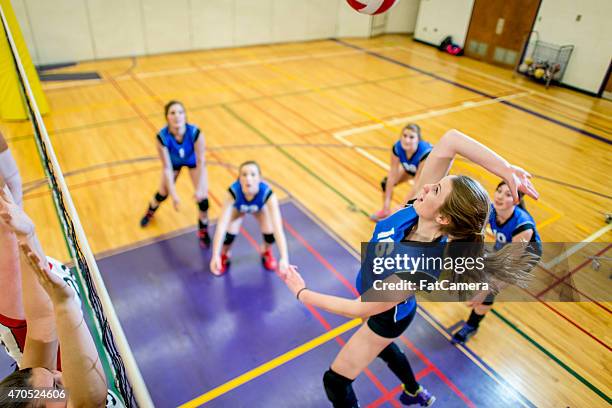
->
xmin=393 ymin=46 xmax=612 ymax=121
xmin=116 ymin=46 xmax=398 ymax=81
xmin=542 ymin=223 xmax=612 ymax=269
xmin=334 ymin=91 xmax=531 ymax=142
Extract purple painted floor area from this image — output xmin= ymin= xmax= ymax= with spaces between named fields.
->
xmin=97 ymin=201 xmax=530 ymax=407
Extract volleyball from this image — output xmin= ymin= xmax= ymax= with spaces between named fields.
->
xmin=346 ymin=0 xmax=400 ymax=15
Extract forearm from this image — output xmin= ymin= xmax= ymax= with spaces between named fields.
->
xmin=439 ymin=129 xmax=510 ymax=175
xmin=163 ymin=167 xmax=177 ymax=197
xmin=54 ymin=302 xmax=107 ymax=406
xmin=19 ymin=235 xmax=56 ymax=341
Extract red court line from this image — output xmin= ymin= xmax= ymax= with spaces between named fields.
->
xmin=536 ymin=244 xmax=612 ymax=297
xmin=367 ymin=366 xmax=434 ymax=408
xmin=398 ymin=337 xmax=477 ymax=408
xmin=238 ymin=220 xmax=400 ymax=407
xmin=283 ymin=221 xmax=359 ymax=297
xmin=282 ymin=217 xmax=476 ymax=407
xmin=535 ymin=264 xmax=611 ymax=314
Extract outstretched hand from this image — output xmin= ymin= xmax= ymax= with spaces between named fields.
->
xmin=0 ymin=185 xmax=34 ymax=238
xmin=280 ymin=265 xmax=306 ymax=298
xmin=503 ymin=165 xmax=539 ymax=203
xmin=20 ymin=242 xmax=75 ymax=304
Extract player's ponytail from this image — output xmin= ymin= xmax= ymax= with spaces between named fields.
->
xmin=439 ymin=176 xmax=536 ymax=294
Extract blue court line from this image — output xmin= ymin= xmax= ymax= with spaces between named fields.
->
xmin=417 ymin=308 xmax=537 ymax=408
xmin=332 ymin=39 xmax=611 ymax=145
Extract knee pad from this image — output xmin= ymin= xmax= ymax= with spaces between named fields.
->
xmin=198 ymin=198 xmax=209 ymax=212
xmin=482 ymin=294 xmax=496 ymax=306
xmin=380 ymin=176 xmax=388 ymax=192
xmin=224 ymin=233 xmax=236 ymax=246
xmin=378 ymin=342 xmax=404 ymax=364
xmin=263 ymin=233 xmax=275 ymax=244
xmin=323 ymin=369 xmax=358 ymax=408
xmin=155 ymin=192 xmax=168 ymax=203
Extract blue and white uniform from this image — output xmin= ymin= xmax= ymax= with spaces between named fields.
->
xmin=392 ymin=140 xmax=432 ymax=175
xmin=357 ymin=204 xmax=446 ymax=323
xmin=228 ymin=180 xmax=273 ymax=214
xmin=489 ymin=205 xmax=541 ymax=251
xmin=156 ymin=124 xmax=201 ymax=170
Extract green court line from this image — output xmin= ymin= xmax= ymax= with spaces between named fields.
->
xmin=8 ymin=72 xmax=413 ymax=144
xmin=223 ymin=105 xmax=369 ymax=218
xmin=491 ymin=309 xmax=611 ymax=405
xmin=225 ymin=104 xmax=610 ymax=406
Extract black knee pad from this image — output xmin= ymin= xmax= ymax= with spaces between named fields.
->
xmin=263 ymin=233 xmax=275 ymax=244
xmin=378 ymin=342 xmax=404 ymax=364
xmin=155 ymin=192 xmax=168 ymax=202
xmin=323 ymin=369 xmax=359 ymax=408
xmin=380 ymin=176 xmax=388 ymax=192
xmin=198 ymin=198 xmax=209 ymax=212
xmin=482 ymin=293 xmax=496 ymax=306
xmin=224 ymin=233 xmax=236 ymax=246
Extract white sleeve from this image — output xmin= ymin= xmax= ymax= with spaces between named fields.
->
xmin=0 ymin=149 xmax=23 ymax=208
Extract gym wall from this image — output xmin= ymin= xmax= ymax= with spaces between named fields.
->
xmin=11 ymin=0 xmax=420 ymax=66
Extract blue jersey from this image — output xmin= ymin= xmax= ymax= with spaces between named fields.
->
xmin=489 ymin=205 xmax=541 ymax=251
xmin=229 ymin=180 xmax=273 ymax=214
xmin=157 ymin=124 xmax=200 ymax=169
xmin=356 ymin=205 xmax=445 ymax=321
xmin=393 ymin=140 xmax=432 ymax=175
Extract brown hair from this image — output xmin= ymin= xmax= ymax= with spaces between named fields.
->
xmin=497 ymin=180 xmax=526 ymax=210
xmin=403 ymin=123 xmax=422 ymax=141
xmin=438 ymin=176 xmax=536 ymax=293
xmin=239 ymin=160 xmax=262 ymax=176
xmin=0 ymin=368 xmax=34 ymax=407
xmin=164 ymin=100 xmax=185 ymax=118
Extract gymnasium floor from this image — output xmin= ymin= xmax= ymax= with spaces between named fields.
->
xmin=1 ymin=34 xmax=611 ymax=407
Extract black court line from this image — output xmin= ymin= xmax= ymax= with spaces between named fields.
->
xmin=333 ymin=39 xmax=611 ymax=145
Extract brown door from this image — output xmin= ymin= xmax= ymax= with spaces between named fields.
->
xmin=465 ymin=0 xmax=541 ymax=67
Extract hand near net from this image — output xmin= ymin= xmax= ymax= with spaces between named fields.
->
xmin=20 ymin=242 xmax=75 ymax=305
xmin=0 ymin=183 xmax=34 ymax=238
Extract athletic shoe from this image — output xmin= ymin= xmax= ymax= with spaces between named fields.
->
xmin=219 ymin=253 xmax=230 ymax=275
xmin=370 ymin=208 xmax=391 ymax=221
xmin=399 ymin=385 xmax=435 ymax=406
xmin=261 ymin=249 xmax=278 ymax=271
xmin=140 ymin=209 xmax=155 ymax=227
xmin=198 ymin=228 xmax=211 ymax=248
xmin=451 ymin=323 xmax=478 ymax=345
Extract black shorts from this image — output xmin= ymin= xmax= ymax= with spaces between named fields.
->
xmin=172 ymin=164 xmax=196 ymax=172
xmin=367 ymin=304 xmax=417 ymax=339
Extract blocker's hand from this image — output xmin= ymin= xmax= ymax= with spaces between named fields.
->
xmin=503 ymin=165 xmax=539 ymax=203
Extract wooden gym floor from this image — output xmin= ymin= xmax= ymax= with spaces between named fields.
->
xmin=1 ymin=34 xmax=610 ymax=407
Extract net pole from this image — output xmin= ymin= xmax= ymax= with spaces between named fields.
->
xmin=0 ymin=6 xmax=154 ymax=407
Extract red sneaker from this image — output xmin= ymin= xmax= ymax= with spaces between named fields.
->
xmin=261 ymin=249 xmax=278 ymax=271
xmin=219 ymin=253 xmax=230 ymax=275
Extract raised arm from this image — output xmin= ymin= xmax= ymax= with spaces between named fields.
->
xmin=0 ymin=185 xmax=57 ymax=370
xmin=0 ymin=131 xmax=23 ymax=207
xmin=414 ymin=129 xmax=538 ymax=202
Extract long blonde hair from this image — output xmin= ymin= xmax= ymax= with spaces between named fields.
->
xmin=438 ymin=176 xmax=536 ymax=293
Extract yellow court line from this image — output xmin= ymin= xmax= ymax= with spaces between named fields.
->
xmin=177 ymin=318 xmax=362 ymax=408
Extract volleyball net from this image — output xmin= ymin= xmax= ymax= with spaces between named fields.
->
xmin=0 ymin=5 xmax=153 ymax=407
